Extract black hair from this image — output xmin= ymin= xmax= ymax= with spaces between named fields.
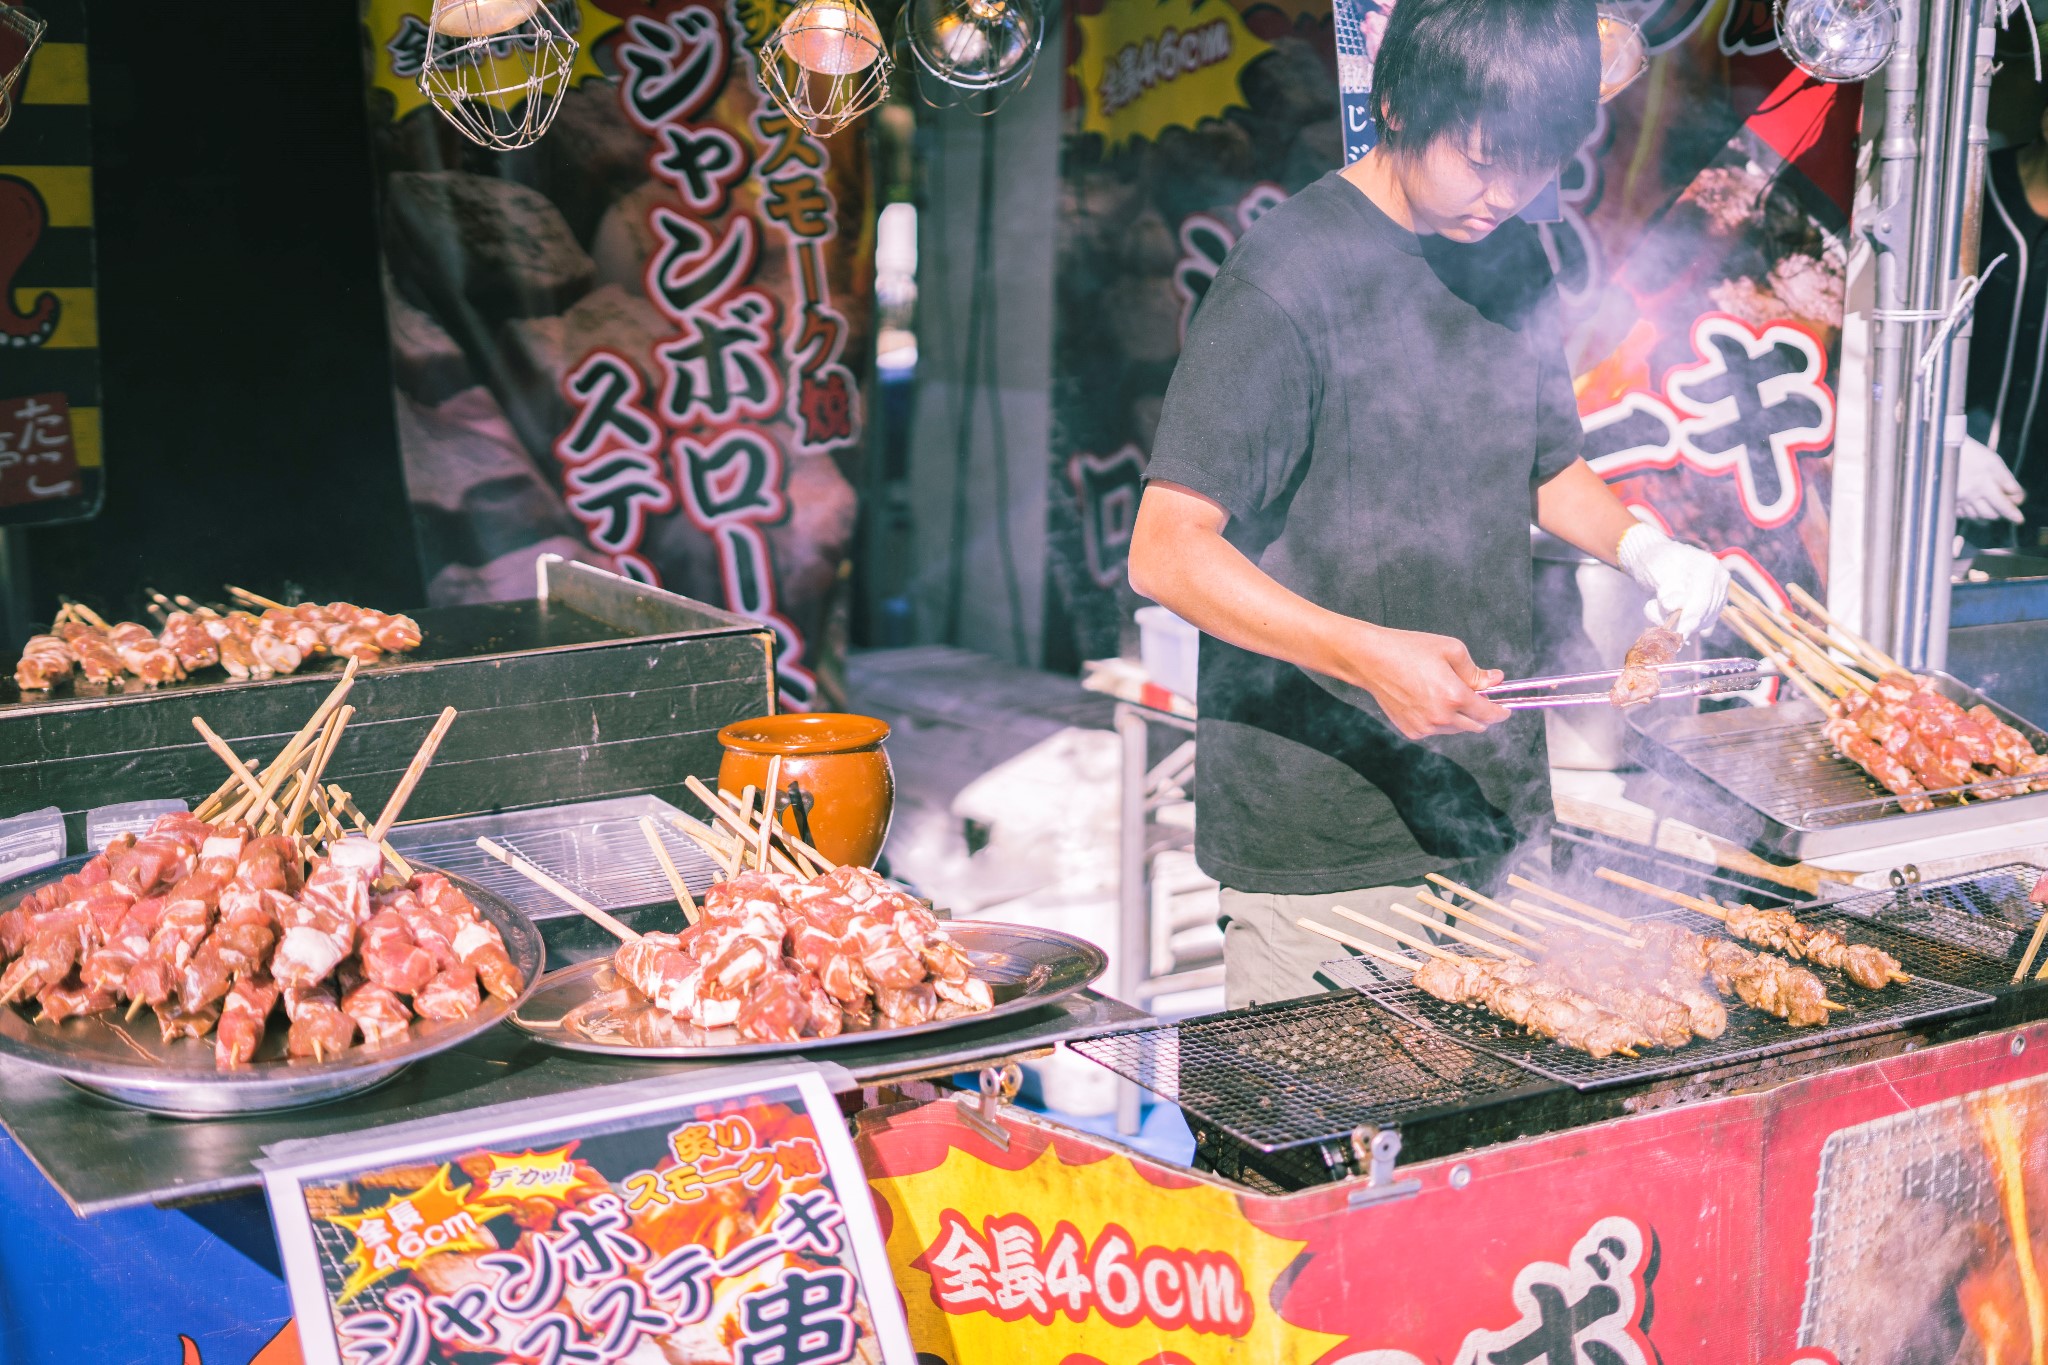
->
xmin=1371 ymin=0 xmax=1599 ymax=173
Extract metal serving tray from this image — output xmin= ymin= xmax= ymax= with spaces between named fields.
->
xmin=1625 ymin=673 xmax=2048 ymax=859
xmin=511 ymin=921 xmax=1107 ymax=1059
xmin=1321 ymin=903 xmax=1999 ymax=1092
xmin=0 ymin=858 xmax=543 ymax=1117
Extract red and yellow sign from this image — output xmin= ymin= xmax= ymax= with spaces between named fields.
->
xmin=1067 ymin=0 xmax=1271 ymax=151
xmin=324 ymin=1165 xmax=509 ymax=1302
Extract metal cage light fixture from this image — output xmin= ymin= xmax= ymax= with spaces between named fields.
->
xmin=417 ymin=0 xmax=580 ymax=150
xmin=1772 ymin=0 xmax=1900 ymax=83
xmin=1594 ymin=7 xmax=1648 ymax=103
xmin=0 ymin=4 xmax=47 ymax=134
xmin=759 ymin=0 xmax=892 ymax=137
xmin=899 ymin=0 xmax=1044 ymax=113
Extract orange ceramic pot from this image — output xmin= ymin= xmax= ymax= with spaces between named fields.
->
xmin=715 ymin=713 xmax=895 ymax=869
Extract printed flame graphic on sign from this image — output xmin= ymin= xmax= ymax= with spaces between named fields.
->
xmin=876 ymin=1138 xmax=1345 ymax=1362
xmin=324 ymin=1165 xmax=511 ymax=1302
xmin=1962 ymin=1091 xmax=2048 ymax=1365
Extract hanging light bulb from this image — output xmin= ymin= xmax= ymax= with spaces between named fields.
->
xmin=900 ymin=0 xmax=1042 ymax=113
xmin=759 ymin=0 xmax=891 ymax=135
xmin=431 ymin=0 xmax=544 ymax=40
xmin=1773 ymin=0 xmax=1898 ymax=83
xmin=0 ymin=3 xmax=47 ymax=134
xmin=419 ymin=0 xmax=578 ymax=149
xmin=778 ymin=0 xmax=886 ymax=74
xmin=1594 ymin=8 xmax=1648 ymax=103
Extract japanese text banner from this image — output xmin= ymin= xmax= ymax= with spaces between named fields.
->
xmin=359 ymin=0 xmax=874 ymax=707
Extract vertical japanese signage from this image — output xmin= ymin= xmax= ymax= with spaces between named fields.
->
xmin=359 ymin=0 xmax=873 ymax=708
xmin=0 ymin=0 xmax=101 ymax=526
xmin=263 ymin=1069 xmax=914 ymax=1365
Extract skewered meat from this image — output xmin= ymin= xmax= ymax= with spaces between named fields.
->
xmin=55 ymin=621 xmax=125 ymax=685
xmin=283 ymin=984 xmax=358 ymax=1059
xmin=106 ymin=621 xmax=183 ymax=687
xmin=1635 ymin=922 xmax=1831 ymax=1027
xmin=1410 ymin=956 xmax=1651 ymax=1058
xmin=1610 ymin=622 xmax=1682 ymax=707
xmin=0 ymin=812 xmax=521 ymax=1069
xmin=13 ymin=633 xmax=75 ymax=690
xmin=1822 ymin=673 xmax=2048 ymax=810
xmin=1717 ymin=903 xmax=1903 ymax=989
xmin=595 ymin=863 xmax=994 ymax=1041
xmin=156 ymin=609 xmax=222 ymax=673
xmin=216 ymin=973 xmax=280 ymax=1069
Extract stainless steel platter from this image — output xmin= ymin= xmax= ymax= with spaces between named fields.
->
xmin=510 ymin=920 xmax=1109 ymax=1059
xmin=0 ymin=856 xmax=543 ymax=1117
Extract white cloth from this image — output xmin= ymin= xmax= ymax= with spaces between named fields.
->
xmin=1617 ymin=523 xmax=1731 ymax=638
xmin=1957 ymin=435 xmax=2026 ymax=523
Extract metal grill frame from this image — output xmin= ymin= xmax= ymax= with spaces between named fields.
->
xmin=1818 ymin=862 xmax=2048 ymax=975
xmin=1322 ymin=903 xmax=1998 ymax=1092
xmin=1070 ymin=993 xmax=1548 ymax=1156
xmin=390 ymin=809 xmax=724 ymax=922
xmin=1625 ymin=674 xmax=2048 ymax=858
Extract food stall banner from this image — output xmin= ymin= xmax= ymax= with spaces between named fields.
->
xmin=1047 ymin=0 xmax=1858 ymax=662
xmin=861 ymin=1019 xmax=2048 ymax=1364
xmin=261 ymin=1066 xmax=913 ymax=1365
xmin=357 ymin=0 xmax=875 ymax=708
xmin=0 ymin=0 xmax=102 ymax=527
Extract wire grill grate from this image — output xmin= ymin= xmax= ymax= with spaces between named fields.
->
xmin=1070 ymin=993 xmax=1544 ymax=1153
xmin=1324 ymin=905 xmax=1997 ymax=1092
xmin=1820 ymin=863 xmax=2048 ymax=973
xmin=392 ymin=817 xmax=725 ymax=921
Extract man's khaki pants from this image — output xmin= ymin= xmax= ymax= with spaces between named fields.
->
xmin=1218 ymin=883 xmax=1436 ymax=1010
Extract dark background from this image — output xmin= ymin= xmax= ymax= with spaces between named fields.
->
xmin=15 ymin=1 xmax=420 ymax=625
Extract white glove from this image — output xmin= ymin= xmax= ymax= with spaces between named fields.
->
xmin=1617 ymin=523 xmax=1731 ymax=638
xmin=1957 ymin=435 xmax=2025 ymax=523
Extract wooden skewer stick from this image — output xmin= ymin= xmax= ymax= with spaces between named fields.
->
xmin=285 ymin=704 xmax=351 ymax=838
xmin=1296 ymin=918 xmax=1422 ymax=972
xmin=1724 ymin=610 xmax=1834 ymax=711
xmin=1595 ymin=867 xmax=1733 ymax=921
xmin=1731 ymin=591 xmax=1876 ymax=698
xmin=667 ymin=811 xmax=740 ymax=878
xmin=476 ymin=837 xmax=641 ymax=942
xmin=1373 ymin=901 xmax=1531 ymax=963
xmin=718 ymin=788 xmax=806 ymax=878
xmin=1422 ymin=873 xmax=1553 ymax=935
xmin=1413 ymin=888 xmax=1543 ymax=951
xmin=1787 ymin=582 xmax=1904 ymax=676
xmin=369 ymin=707 xmax=457 ymax=845
xmin=195 ymin=657 xmax=359 ymax=820
xmin=327 ymin=784 xmax=413 ymax=879
xmin=1509 ymin=898 xmax=1646 ymax=949
xmin=1742 ymin=589 xmax=1872 ymax=680
xmin=1421 ymin=875 xmax=1546 ymax=943
xmin=1324 ymin=911 xmax=1455 ymax=961
xmin=737 ymin=786 xmax=759 ymax=870
xmin=2015 ymin=909 xmax=2048 ymax=984
xmin=1504 ymin=875 xmax=1642 ymax=933
xmin=757 ymin=757 xmax=782 ymax=873
xmin=1728 ymin=602 xmax=1864 ymax=698
xmin=639 ymin=816 xmax=698 ymax=924
xmin=191 ymin=718 xmax=292 ymax=829
xmin=225 ymin=585 xmax=291 ymax=612
xmin=64 ymin=599 xmax=110 ymax=629
xmin=683 ymin=775 xmax=836 ymax=877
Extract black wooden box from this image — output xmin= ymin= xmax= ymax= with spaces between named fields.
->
xmin=0 ymin=558 xmax=776 ymax=845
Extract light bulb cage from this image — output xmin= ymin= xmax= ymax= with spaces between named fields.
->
xmin=0 ymin=4 xmax=48 ymax=135
xmin=417 ymin=0 xmax=580 ymax=150
xmin=1771 ymin=0 xmax=1900 ymax=84
xmin=758 ymin=3 xmax=893 ymax=137
xmin=897 ymin=0 xmax=1044 ymax=110
xmin=1593 ymin=8 xmax=1648 ymax=104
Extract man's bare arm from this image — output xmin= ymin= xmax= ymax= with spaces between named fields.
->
xmin=1126 ymin=481 xmax=1512 ymax=738
xmin=1533 ymin=458 xmax=1640 ymax=564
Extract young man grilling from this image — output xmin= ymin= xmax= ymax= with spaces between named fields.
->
xmin=1127 ymin=0 xmax=1729 ymax=1008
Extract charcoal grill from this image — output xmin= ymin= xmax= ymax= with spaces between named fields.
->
xmin=1077 ymin=862 xmax=2046 ymax=1192
xmin=1320 ymin=900 xmax=1998 ymax=1092
xmin=1625 ymin=675 xmax=2048 ymax=859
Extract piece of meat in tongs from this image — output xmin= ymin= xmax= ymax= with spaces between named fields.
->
xmin=1609 ymin=614 xmax=1684 ymax=707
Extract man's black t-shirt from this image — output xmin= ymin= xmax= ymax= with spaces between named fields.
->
xmin=1144 ymin=169 xmax=1584 ymax=894
xmin=1969 ymin=146 xmax=2048 ymax=538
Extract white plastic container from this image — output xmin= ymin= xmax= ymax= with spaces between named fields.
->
xmin=1135 ymin=606 xmax=1200 ymax=701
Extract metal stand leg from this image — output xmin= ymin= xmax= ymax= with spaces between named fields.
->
xmin=1115 ymin=703 xmax=1148 ymax=1135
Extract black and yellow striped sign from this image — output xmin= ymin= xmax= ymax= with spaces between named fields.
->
xmin=0 ymin=0 xmax=100 ymax=524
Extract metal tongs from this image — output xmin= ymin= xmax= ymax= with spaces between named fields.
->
xmin=1480 ymin=658 xmax=1762 ymax=710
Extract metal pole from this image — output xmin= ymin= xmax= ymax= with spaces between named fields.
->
xmin=1860 ymin=0 xmax=1921 ymax=646
xmin=1114 ymin=701 xmax=1148 ymax=1135
xmin=1894 ymin=0 xmax=1995 ymax=672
